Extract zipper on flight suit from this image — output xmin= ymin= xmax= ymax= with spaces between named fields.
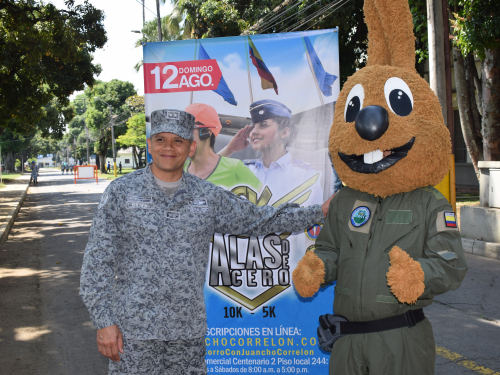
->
xmin=359 ymin=197 xmax=382 ymax=316
xmin=383 ymin=224 xmax=420 ymax=253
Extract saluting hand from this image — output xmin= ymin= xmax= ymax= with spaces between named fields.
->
xmin=97 ymin=324 xmax=124 ymax=362
xmin=218 ymin=125 xmax=253 ymax=157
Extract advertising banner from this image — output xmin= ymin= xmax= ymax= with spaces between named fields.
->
xmin=143 ymin=29 xmax=340 ymax=374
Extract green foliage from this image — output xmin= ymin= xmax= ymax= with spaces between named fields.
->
xmin=15 ymin=159 xmax=21 ymax=167
xmin=0 ymin=0 xmax=106 ymax=132
xmin=80 ymin=80 xmax=136 ymax=171
xmin=117 ymin=113 xmax=147 ymax=150
xmin=156 ymin=0 xmax=428 ymax=84
xmin=409 ymin=0 xmax=428 ymax=63
xmin=452 ymin=0 xmax=500 ymax=60
xmin=172 ymin=0 xmax=273 ymax=39
xmin=126 ymin=95 xmax=145 ymax=114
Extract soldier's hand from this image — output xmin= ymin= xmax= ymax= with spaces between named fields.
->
xmin=97 ymin=324 xmax=124 ymax=362
xmin=218 ymin=125 xmax=253 ymax=157
xmin=321 ymin=192 xmax=336 ymax=217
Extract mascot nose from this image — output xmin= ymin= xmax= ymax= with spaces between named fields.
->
xmin=355 ymin=105 xmax=389 ymax=141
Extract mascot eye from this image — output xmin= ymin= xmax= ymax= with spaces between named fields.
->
xmin=384 ymin=77 xmax=413 ymax=117
xmin=344 ymin=84 xmax=365 ymax=123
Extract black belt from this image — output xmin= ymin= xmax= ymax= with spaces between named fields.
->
xmin=338 ymin=308 xmax=425 ymax=335
xmin=318 ymin=309 xmax=425 ymax=352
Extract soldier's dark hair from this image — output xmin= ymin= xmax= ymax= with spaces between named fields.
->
xmin=273 ymin=116 xmax=296 ymax=148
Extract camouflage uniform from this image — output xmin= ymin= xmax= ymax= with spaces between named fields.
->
xmin=80 ymin=163 xmax=324 ymax=374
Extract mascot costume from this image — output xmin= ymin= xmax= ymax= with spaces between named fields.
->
xmin=292 ymin=0 xmax=468 ymax=373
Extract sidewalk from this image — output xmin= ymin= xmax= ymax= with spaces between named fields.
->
xmin=0 ymin=172 xmax=30 ymax=247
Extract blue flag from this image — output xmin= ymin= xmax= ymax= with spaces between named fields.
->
xmin=304 ymin=36 xmax=337 ymax=97
xmin=198 ymin=44 xmax=237 ymax=106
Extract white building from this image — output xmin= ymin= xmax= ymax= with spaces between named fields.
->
xmin=105 ymin=147 xmax=137 ymax=169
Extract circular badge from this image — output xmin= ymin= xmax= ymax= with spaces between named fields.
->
xmin=350 ymin=206 xmax=371 ymax=227
xmin=305 ymin=223 xmax=323 ymax=240
xmin=306 ymin=245 xmax=316 ymax=253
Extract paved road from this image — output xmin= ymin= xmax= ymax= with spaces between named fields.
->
xmin=0 ymin=168 xmax=498 ymax=375
xmin=0 ymin=168 xmax=110 ymax=375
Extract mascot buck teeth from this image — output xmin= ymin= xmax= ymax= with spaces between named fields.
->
xmin=292 ymin=0 xmax=468 ymax=373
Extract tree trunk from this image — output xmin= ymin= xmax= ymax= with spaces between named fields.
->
xmin=137 ymin=149 xmax=144 ymax=167
xmin=97 ymin=137 xmax=110 ymax=173
xmin=466 ymin=54 xmax=483 ymax=141
xmin=481 ymin=47 xmax=500 ymax=161
xmin=98 ymin=152 xmax=106 ymax=173
xmin=132 ymin=146 xmax=139 ymax=169
xmin=5 ymin=151 xmax=15 ymax=172
xmin=453 ymin=48 xmax=483 ymax=178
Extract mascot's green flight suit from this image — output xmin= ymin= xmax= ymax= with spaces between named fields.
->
xmin=315 ymin=186 xmax=467 ymax=374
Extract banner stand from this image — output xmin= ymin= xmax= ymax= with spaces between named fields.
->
xmin=75 ymin=165 xmax=98 ymax=185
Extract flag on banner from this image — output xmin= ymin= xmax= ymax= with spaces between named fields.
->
xmin=248 ymin=36 xmax=278 ymax=95
xmin=198 ymin=43 xmax=237 ymax=105
xmin=303 ymin=36 xmax=337 ymax=97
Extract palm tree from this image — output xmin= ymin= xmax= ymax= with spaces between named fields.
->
xmin=133 ymin=9 xmax=194 ymax=72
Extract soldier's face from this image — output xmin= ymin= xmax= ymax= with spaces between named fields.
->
xmin=250 ymin=119 xmax=289 ymax=152
xmin=147 ymin=133 xmax=196 ymax=176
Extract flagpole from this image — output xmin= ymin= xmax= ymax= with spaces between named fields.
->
xmin=301 ymin=34 xmax=324 ymax=106
xmin=245 ymin=36 xmax=254 ymax=104
xmin=190 ymin=39 xmax=198 ymax=105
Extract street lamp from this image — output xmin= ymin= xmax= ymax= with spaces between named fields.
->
xmin=94 ymin=97 xmax=117 ymax=177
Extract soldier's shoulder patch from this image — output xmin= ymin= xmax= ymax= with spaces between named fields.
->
xmin=420 ymin=186 xmax=446 ymax=200
xmin=436 ymin=210 xmax=459 ymax=232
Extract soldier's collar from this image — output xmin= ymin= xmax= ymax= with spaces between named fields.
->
xmin=142 ymin=165 xmax=192 ymax=203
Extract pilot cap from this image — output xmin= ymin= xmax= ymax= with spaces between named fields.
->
xmin=150 ymin=109 xmax=195 ymax=140
xmin=250 ymin=100 xmax=292 ymax=124
xmin=185 ymin=103 xmax=222 ymax=137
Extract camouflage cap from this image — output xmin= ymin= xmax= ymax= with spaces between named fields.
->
xmin=150 ymin=109 xmax=195 ymax=140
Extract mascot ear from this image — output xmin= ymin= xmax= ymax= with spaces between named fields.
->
xmin=364 ymin=0 xmax=415 ymax=70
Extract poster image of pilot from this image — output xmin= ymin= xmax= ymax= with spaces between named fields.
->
xmin=143 ymin=29 xmax=340 ymax=374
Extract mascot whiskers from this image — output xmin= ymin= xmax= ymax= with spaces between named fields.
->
xmin=292 ymin=0 xmax=468 ymax=373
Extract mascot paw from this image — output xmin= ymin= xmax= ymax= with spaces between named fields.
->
xmin=292 ymin=251 xmax=325 ymax=298
xmin=386 ymin=246 xmax=425 ymax=304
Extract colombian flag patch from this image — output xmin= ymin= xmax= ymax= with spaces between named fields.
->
xmin=444 ymin=211 xmax=457 ymax=228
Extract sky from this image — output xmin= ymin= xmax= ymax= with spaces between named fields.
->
xmin=143 ymin=29 xmax=340 ymax=117
xmin=48 ymin=0 xmax=174 ymax=98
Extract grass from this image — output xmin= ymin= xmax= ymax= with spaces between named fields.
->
xmin=0 ymin=173 xmax=23 ymax=189
xmin=98 ymin=168 xmax=136 ymax=180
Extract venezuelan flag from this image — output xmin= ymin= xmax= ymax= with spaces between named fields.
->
xmin=248 ymin=36 xmax=278 ymax=95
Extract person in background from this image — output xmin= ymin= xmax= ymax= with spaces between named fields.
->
xmin=184 ymin=103 xmax=262 ymax=192
xmin=107 ymin=161 xmax=111 ymax=173
xmin=119 ymin=161 xmax=122 ymax=174
xmin=219 ymin=99 xmax=338 ymax=206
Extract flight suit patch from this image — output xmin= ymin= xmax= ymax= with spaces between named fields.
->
xmin=436 ymin=210 xmax=459 ymax=232
xmin=386 ymin=210 xmax=413 ymax=224
xmin=348 ymin=200 xmax=377 ymax=234
xmin=351 ymin=207 xmax=371 ymax=227
xmin=437 ymin=250 xmax=458 ymax=261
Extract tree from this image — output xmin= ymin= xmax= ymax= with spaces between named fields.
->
xmin=133 ymin=14 xmax=187 ymax=72
xmin=0 ymin=0 xmax=106 ymax=133
xmin=83 ymin=80 xmax=136 ymax=173
xmin=451 ymin=0 xmax=500 ymax=173
xmin=117 ymin=113 xmax=147 ymax=168
xmin=167 ymin=0 xmax=370 ymax=85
